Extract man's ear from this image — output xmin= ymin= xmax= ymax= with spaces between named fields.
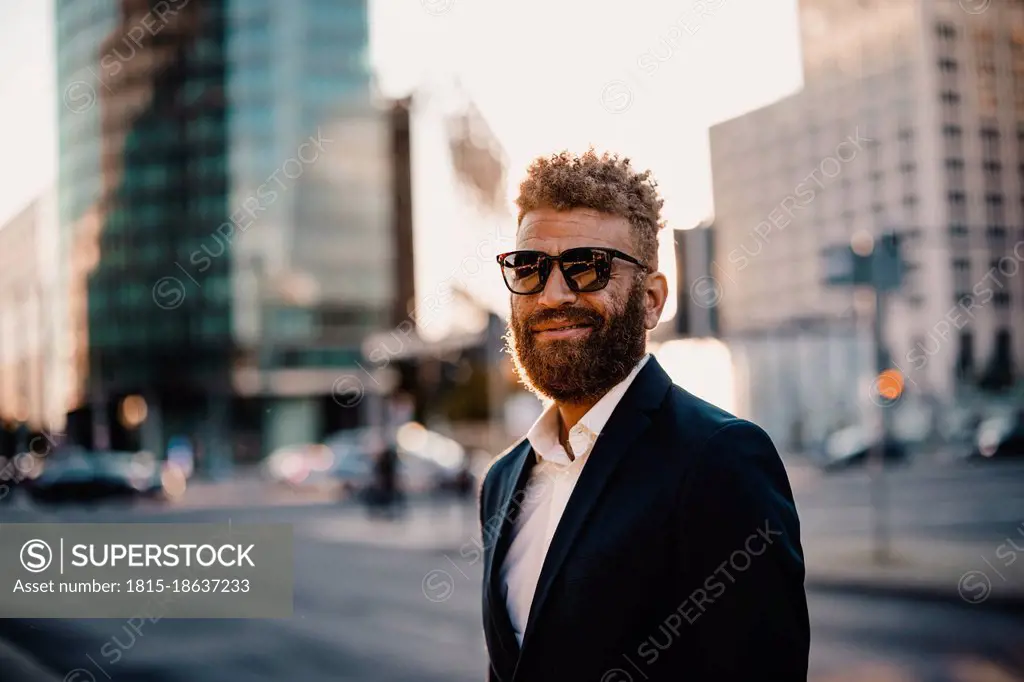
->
xmin=644 ymin=271 xmax=669 ymax=330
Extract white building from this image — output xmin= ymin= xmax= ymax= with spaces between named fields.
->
xmin=407 ymin=80 xmax=516 ymax=343
xmin=0 ymin=188 xmax=64 ymax=432
xmin=710 ymin=0 xmax=1024 ymax=448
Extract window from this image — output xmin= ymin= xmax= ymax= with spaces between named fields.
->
xmin=994 ymin=291 xmax=1011 ymax=308
xmin=956 ymin=332 xmax=974 ymax=382
xmin=986 ymin=193 xmax=1004 ymax=208
xmin=936 ymin=23 xmax=956 ymax=40
xmin=941 ymin=90 xmax=961 ymax=105
xmin=903 ymin=194 xmax=918 ymax=207
xmin=946 ymin=158 xmax=965 ymax=171
xmin=1014 ymin=25 xmax=1024 ymax=47
xmin=979 ymin=329 xmax=1014 ymax=391
xmin=939 ymin=58 xmax=958 ymax=73
xmin=981 ymin=127 xmax=1001 ymax=154
xmin=987 ymin=225 xmax=1007 ymax=239
xmin=953 ymin=258 xmax=970 ymax=271
xmin=949 ymin=223 xmax=969 ymax=237
xmin=943 ymin=124 xmax=962 ymax=138
xmin=948 ymin=191 xmax=967 ymax=205
xmin=900 ymin=162 xmax=916 ymax=174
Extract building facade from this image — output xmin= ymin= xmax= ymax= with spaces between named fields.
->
xmin=710 ymin=0 xmax=1024 ymax=445
xmin=0 ymin=191 xmax=62 ymax=437
xmin=55 ymin=0 xmax=406 ymax=463
xmin=673 ymin=222 xmax=720 ymax=339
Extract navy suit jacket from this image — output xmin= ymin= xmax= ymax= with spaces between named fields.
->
xmin=478 ymin=357 xmax=809 ymax=682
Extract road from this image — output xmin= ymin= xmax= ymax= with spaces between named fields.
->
xmin=1 ymin=459 xmax=1023 ymax=682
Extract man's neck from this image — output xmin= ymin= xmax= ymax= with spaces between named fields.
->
xmin=556 ymin=400 xmax=599 ymax=442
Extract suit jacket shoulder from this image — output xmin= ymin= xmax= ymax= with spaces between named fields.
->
xmin=658 ymin=383 xmax=754 ymax=455
xmin=477 ymin=437 xmax=529 ymax=513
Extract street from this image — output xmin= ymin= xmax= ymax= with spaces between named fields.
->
xmin=1 ymin=459 xmax=1023 ymax=682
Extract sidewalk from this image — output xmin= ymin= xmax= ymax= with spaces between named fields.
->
xmin=295 ymin=498 xmax=1024 ymax=609
xmin=298 ymin=499 xmax=477 ymax=551
xmin=152 ymin=470 xmax=342 ymax=511
xmin=803 ymin=534 xmax=1024 ymax=608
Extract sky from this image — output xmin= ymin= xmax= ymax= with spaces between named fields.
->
xmin=0 ymin=0 xmax=804 ymax=276
xmin=369 ymin=0 xmax=804 ymax=229
xmin=0 ymin=0 xmax=56 ymax=226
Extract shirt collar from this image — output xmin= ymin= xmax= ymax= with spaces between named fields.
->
xmin=526 ymin=353 xmax=651 ymax=465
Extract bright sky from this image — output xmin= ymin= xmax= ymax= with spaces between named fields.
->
xmin=370 ymin=0 xmax=804 ymax=229
xmin=0 ymin=0 xmax=803 ymax=278
xmin=0 ymin=0 xmax=56 ymax=226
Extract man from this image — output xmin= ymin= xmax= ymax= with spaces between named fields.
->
xmin=479 ymin=150 xmax=809 ymax=682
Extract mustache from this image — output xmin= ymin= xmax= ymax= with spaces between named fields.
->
xmin=523 ymin=307 xmax=604 ymax=330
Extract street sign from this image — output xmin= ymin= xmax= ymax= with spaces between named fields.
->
xmin=871 ymin=233 xmax=903 ymax=292
xmin=821 ymin=245 xmax=859 ymax=286
xmin=821 ymin=234 xmax=904 ymax=291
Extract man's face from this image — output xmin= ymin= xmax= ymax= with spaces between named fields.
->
xmin=505 ymin=207 xmax=668 ymax=404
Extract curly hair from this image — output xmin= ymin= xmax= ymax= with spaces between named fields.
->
xmin=515 ymin=148 xmax=665 ymax=268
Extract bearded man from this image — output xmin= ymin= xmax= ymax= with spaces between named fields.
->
xmin=479 ymin=150 xmax=809 ymax=682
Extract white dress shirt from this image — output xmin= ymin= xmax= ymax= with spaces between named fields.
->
xmin=500 ymin=354 xmax=651 ymax=645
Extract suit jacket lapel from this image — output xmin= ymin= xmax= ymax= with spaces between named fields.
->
xmin=484 ymin=439 xmax=535 ymax=664
xmin=515 ymin=358 xmax=673 ymax=668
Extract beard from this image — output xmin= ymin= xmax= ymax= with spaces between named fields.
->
xmin=505 ymin=278 xmax=649 ymax=404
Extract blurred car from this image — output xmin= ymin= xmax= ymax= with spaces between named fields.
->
xmin=971 ymin=412 xmax=1024 ymax=460
xmin=815 ymin=425 xmax=909 ymax=472
xmin=0 ymin=449 xmax=46 ymax=504
xmin=263 ymin=443 xmax=346 ymax=490
xmin=264 ymin=423 xmax=473 ymax=495
xmin=26 ymin=449 xmax=165 ymax=504
xmin=394 ymin=422 xmax=471 ymax=494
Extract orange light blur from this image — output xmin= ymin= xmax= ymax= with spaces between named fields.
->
xmin=875 ymin=369 xmax=904 ymax=401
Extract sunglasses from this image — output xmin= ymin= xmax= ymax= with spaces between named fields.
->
xmin=496 ymin=247 xmax=648 ymax=295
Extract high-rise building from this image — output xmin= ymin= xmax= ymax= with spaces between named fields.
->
xmin=55 ymin=0 xmax=407 ymax=462
xmin=0 ymin=190 xmax=62 ymax=437
xmin=709 ymin=0 xmax=1024 ymax=445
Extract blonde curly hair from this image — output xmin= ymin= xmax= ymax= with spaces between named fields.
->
xmin=514 ymin=148 xmax=665 ymax=268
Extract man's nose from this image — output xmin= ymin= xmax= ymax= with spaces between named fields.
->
xmin=536 ymin=266 xmax=577 ymax=308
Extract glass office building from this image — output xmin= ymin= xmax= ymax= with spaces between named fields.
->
xmin=55 ymin=0 xmax=394 ymax=462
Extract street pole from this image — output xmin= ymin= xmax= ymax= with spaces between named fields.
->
xmin=870 ymin=286 xmax=892 ymax=564
xmin=823 ymin=230 xmax=902 ymax=566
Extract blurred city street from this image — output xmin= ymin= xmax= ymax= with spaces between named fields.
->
xmin=2 ymin=455 xmax=1023 ymax=682
xmin=3 ymin=0 xmax=1024 ymax=678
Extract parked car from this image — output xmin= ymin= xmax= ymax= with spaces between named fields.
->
xmin=393 ymin=422 xmax=469 ymax=494
xmin=264 ymin=424 xmax=473 ymax=496
xmin=971 ymin=412 xmax=1024 ymax=460
xmin=0 ymin=449 xmax=46 ymax=504
xmin=263 ymin=443 xmax=342 ymax=490
xmin=26 ymin=449 xmax=164 ymax=504
xmin=814 ymin=425 xmax=909 ymax=472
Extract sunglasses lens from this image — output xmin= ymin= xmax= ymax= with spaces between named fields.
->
xmin=562 ymin=248 xmax=607 ymax=292
xmin=502 ymin=252 xmax=545 ymax=293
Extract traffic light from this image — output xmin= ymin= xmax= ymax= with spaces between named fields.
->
xmin=821 ymin=232 xmax=904 ymax=291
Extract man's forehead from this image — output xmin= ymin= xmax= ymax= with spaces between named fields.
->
xmin=518 ymin=208 xmax=631 ymax=247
